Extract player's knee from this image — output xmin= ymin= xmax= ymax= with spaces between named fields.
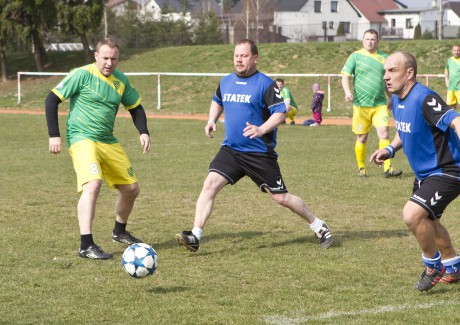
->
xmin=402 ymin=203 xmax=424 ymax=229
xmin=118 ymin=183 xmax=140 ymax=198
xmin=82 ymin=180 xmax=102 ymax=194
xmin=202 ymin=177 xmax=224 ymax=195
xmin=271 ymin=192 xmax=289 ymax=206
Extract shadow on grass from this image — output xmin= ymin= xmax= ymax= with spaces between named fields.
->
xmin=334 ymin=228 xmax=409 ymax=239
xmin=151 ymin=231 xmax=265 ymax=251
xmin=139 ymin=229 xmax=410 ymax=253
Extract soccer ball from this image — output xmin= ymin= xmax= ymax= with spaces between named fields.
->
xmin=121 ymin=243 xmax=158 ymax=278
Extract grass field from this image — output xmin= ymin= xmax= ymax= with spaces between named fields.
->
xmin=2 ymin=113 xmax=460 ymax=324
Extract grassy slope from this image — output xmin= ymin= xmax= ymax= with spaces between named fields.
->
xmin=0 ymin=39 xmax=455 ymax=115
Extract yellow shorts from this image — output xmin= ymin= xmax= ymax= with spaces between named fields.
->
xmin=352 ymin=105 xmax=389 ymax=134
xmin=286 ymin=106 xmax=298 ymax=121
xmin=446 ymin=90 xmax=460 ymax=106
xmin=69 ymin=139 xmax=137 ymax=193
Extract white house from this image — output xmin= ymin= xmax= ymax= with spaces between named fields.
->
xmin=377 ymin=7 xmax=423 ymax=39
xmin=273 ymin=0 xmax=404 ymax=42
xmin=380 ymin=1 xmax=460 ymax=39
xmin=106 ymin=0 xmax=192 ymax=22
xmin=273 ymin=0 xmax=460 ymax=42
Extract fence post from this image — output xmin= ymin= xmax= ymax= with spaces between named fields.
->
xmin=157 ymin=74 xmax=161 ymax=110
xmin=17 ymin=72 xmax=21 ymax=104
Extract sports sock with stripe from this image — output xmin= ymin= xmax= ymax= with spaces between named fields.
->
xmin=309 ymin=217 xmax=324 ymax=233
xmin=422 ymin=251 xmax=443 ymax=271
xmin=442 ymin=255 xmax=460 ymax=274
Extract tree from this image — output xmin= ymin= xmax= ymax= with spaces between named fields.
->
xmin=56 ymin=0 xmax=104 ymax=63
xmin=0 ymin=4 xmax=9 ymax=81
xmin=414 ymin=23 xmax=422 ymax=40
xmin=2 ymin=0 xmax=56 ymax=72
xmin=238 ymin=0 xmax=275 ymax=43
xmin=194 ymin=11 xmax=223 ymax=45
xmin=422 ymin=29 xmax=433 ymax=40
xmin=336 ymin=22 xmax=345 ymax=36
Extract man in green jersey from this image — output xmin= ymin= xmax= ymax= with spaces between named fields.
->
xmin=45 ymin=38 xmax=151 ymax=260
xmin=341 ymin=29 xmax=401 ymax=178
xmin=276 ymin=78 xmax=299 ymax=125
xmin=444 ymin=45 xmax=460 ymax=109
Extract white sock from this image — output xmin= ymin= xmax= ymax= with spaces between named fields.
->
xmin=192 ymin=227 xmax=203 ymax=240
xmin=309 ymin=218 xmax=323 ymax=233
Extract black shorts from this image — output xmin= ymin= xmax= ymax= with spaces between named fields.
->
xmin=209 ymin=146 xmax=288 ymax=193
xmin=410 ymin=175 xmax=460 ymax=220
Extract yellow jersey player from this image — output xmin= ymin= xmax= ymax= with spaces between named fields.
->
xmin=45 ymin=38 xmax=151 ymax=260
xmin=341 ymin=29 xmax=401 ymax=178
xmin=276 ymin=78 xmax=299 ymax=125
xmin=444 ymin=45 xmax=460 ymax=109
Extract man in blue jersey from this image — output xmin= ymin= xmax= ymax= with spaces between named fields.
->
xmin=175 ymin=39 xmax=333 ymax=251
xmin=370 ymin=51 xmax=460 ymax=291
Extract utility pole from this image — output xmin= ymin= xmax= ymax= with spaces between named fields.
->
xmin=438 ymin=0 xmax=443 ymax=40
xmin=433 ymin=0 xmax=443 ymax=39
xmin=246 ymin=0 xmax=249 ymax=39
xmin=104 ymin=6 xmax=108 ymax=38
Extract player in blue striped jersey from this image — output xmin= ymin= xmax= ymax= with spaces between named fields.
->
xmin=175 ymin=39 xmax=333 ymax=252
xmin=370 ymin=51 xmax=460 ymax=291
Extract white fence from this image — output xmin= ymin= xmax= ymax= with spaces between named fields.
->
xmin=17 ymin=72 xmax=445 ymax=110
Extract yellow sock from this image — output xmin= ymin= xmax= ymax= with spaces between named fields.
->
xmin=355 ymin=141 xmax=366 ymax=170
xmin=379 ymin=139 xmax=391 ymax=171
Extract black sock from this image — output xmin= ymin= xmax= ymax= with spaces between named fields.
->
xmin=80 ymin=234 xmax=95 ymax=250
xmin=113 ymin=221 xmax=127 ymax=235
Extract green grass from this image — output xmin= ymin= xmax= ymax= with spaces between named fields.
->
xmin=1 ymin=113 xmax=460 ymax=324
xmin=0 ymin=40 xmax=454 ymax=115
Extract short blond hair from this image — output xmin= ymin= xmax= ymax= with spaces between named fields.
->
xmin=96 ymin=38 xmax=119 ymax=52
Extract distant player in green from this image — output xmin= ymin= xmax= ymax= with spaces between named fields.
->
xmin=444 ymin=45 xmax=460 ymax=109
xmin=45 ymin=38 xmax=151 ymax=260
xmin=276 ymin=78 xmax=298 ymax=125
xmin=341 ymin=29 xmax=401 ymax=178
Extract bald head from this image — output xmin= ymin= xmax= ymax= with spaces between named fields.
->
xmin=383 ymin=51 xmax=417 ymax=98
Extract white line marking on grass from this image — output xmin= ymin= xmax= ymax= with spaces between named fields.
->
xmin=264 ymin=300 xmax=459 ymax=325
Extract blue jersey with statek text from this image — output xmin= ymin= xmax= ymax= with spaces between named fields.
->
xmin=392 ymin=82 xmax=460 ymax=180
xmin=212 ymin=71 xmax=286 ymax=154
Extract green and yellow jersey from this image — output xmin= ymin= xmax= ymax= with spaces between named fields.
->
xmin=341 ymin=49 xmax=387 ymax=107
xmin=281 ymin=86 xmax=298 ymax=109
xmin=52 ymin=63 xmax=141 ymax=147
xmin=445 ymin=56 xmax=460 ymax=91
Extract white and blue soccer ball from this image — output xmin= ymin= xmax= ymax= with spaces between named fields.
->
xmin=122 ymin=243 xmax=158 ymax=278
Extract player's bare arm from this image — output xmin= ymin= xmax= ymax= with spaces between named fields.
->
xmin=341 ymin=75 xmax=353 ymax=102
xmin=444 ymin=69 xmax=450 ymax=88
xmin=243 ymin=112 xmax=286 ymax=139
xmin=205 ymin=101 xmax=223 ymax=138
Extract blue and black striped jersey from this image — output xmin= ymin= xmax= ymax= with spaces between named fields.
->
xmin=392 ymin=82 xmax=460 ymax=180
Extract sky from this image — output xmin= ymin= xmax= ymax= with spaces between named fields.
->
xmin=399 ymin=0 xmax=459 ymax=8
xmin=399 ymin=0 xmax=434 ymax=8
